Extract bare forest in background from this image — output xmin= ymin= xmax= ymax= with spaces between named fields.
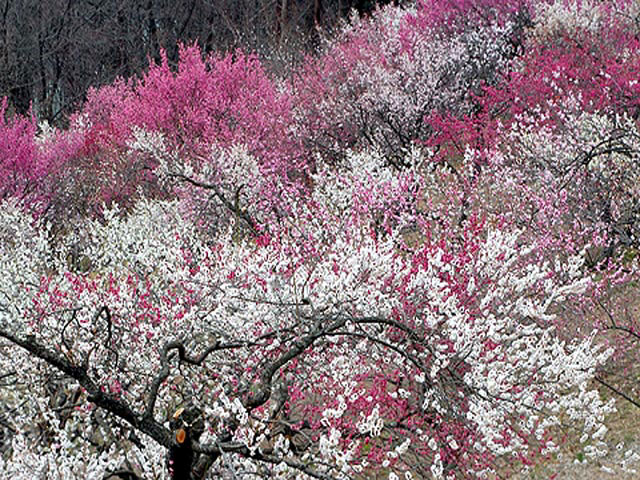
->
xmin=0 ymin=0 xmax=395 ymax=124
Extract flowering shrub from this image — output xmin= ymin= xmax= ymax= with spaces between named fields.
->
xmin=0 ymin=101 xmax=81 ymax=215
xmin=56 ymin=44 xmax=305 ymax=223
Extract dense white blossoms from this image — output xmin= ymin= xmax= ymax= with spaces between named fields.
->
xmin=0 ymin=139 xmax=620 ymax=478
xmin=533 ymin=0 xmax=606 ymax=39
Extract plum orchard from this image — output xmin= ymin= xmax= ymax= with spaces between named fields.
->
xmin=0 ymin=169 xmax=617 ymax=479
xmin=0 ymin=1 xmax=640 ymax=479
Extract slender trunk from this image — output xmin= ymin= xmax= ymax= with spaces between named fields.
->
xmin=280 ymin=0 xmax=287 ymax=44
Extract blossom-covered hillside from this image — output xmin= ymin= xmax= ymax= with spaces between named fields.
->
xmin=1 ymin=1 xmax=640 ymax=478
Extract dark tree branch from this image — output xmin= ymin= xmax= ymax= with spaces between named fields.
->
xmin=144 ymin=338 xmax=245 ymax=420
xmin=168 ymin=171 xmax=261 ymax=236
xmin=244 ymin=315 xmax=348 ymax=411
xmin=0 ymin=327 xmax=172 ymax=448
xmin=594 ymin=375 xmax=640 ymax=411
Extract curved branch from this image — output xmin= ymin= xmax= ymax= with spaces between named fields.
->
xmin=168 ymin=172 xmax=260 ymax=236
xmin=0 ymin=327 xmax=172 ymax=448
xmin=144 ymin=338 xmax=244 ymax=420
xmin=244 ymin=315 xmax=349 ymax=411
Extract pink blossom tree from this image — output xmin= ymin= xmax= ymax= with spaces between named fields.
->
xmin=0 ymin=99 xmax=81 ymax=216
xmin=292 ymin=1 xmax=532 ymax=167
xmin=52 ymin=43 xmax=305 ymax=227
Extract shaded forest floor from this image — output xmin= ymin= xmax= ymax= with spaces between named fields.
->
xmin=511 ymin=381 xmax=640 ymax=479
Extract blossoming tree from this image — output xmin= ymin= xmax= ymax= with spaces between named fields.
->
xmin=0 ymin=158 xmax=615 ymax=478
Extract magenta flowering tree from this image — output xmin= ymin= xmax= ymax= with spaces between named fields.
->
xmin=292 ymin=1 xmax=532 ymax=166
xmin=0 ymin=99 xmax=39 ymax=201
xmin=55 ymin=43 xmax=305 ymax=225
xmin=0 ymin=100 xmax=82 ymax=215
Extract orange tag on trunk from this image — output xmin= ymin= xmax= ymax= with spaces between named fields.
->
xmin=176 ymin=428 xmax=186 ymax=444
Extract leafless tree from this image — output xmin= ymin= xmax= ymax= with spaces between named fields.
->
xmin=0 ymin=0 xmax=395 ymax=124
